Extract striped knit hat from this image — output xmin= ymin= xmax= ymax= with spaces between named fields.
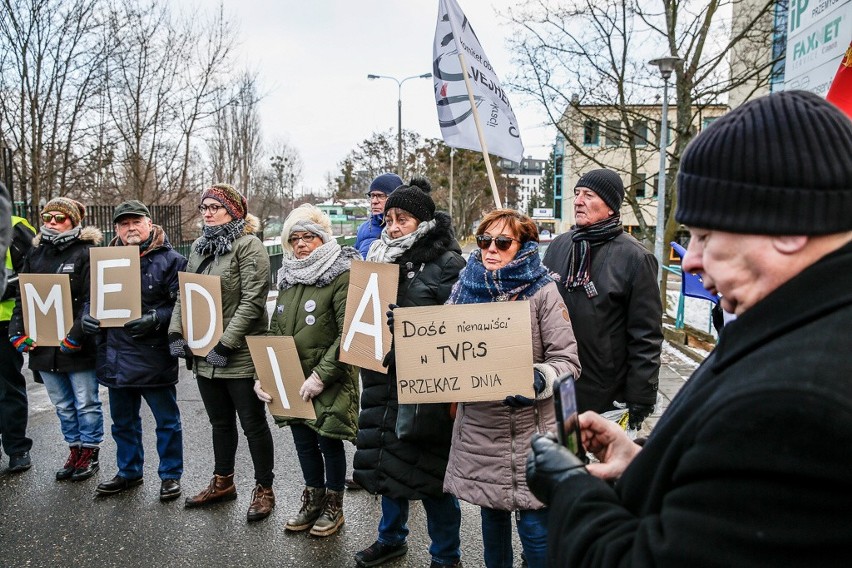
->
xmin=42 ymin=197 xmax=86 ymax=227
xmin=201 ymin=183 xmax=247 ymax=220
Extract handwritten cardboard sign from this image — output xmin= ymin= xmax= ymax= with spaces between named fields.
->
xmin=393 ymin=301 xmax=534 ymax=403
xmin=89 ymin=246 xmax=142 ymax=327
xmin=246 ymin=336 xmax=316 ymax=420
xmin=19 ymin=274 xmax=74 ymax=346
xmin=339 ymin=260 xmax=399 ymax=373
xmin=178 ymin=272 xmax=224 ymax=356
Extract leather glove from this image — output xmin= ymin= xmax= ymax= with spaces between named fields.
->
xmin=206 ymin=341 xmax=234 ymax=368
xmin=59 ymin=336 xmax=81 ymax=354
xmin=382 ymin=346 xmax=395 ymax=369
xmin=298 ymin=372 xmax=325 ymax=402
xmin=10 ymin=335 xmax=35 ymax=353
xmin=526 ymin=433 xmax=588 ymax=505
xmin=503 ymin=369 xmax=546 ymax=408
xmin=81 ymin=314 xmax=101 ymax=335
xmin=627 ymin=403 xmax=655 ymax=430
xmin=386 ymin=303 xmax=399 ymax=335
xmin=253 ymin=380 xmax=272 ymax=403
xmin=123 ymin=310 xmax=159 ymax=339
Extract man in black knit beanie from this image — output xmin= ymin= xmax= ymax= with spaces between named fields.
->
xmin=528 ymin=90 xmax=852 ymax=566
xmin=543 ymin=168 xmax=662 ymax=431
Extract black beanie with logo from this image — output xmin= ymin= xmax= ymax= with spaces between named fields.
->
xmin=676 ymin=90 xmax=852 ymax=235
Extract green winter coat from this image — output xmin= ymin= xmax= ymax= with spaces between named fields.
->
xmin=269 ymin=247 xmax=360 ymax=442
xmin=169 ymin=216 xmax=270 ymax=379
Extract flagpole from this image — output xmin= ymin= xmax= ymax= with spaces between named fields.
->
xmin=456 ymin=50 xmax=502 ymax=209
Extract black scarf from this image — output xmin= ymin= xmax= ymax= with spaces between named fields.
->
xmin=564 ymin=215 xmax=624 ymax=293
xmin=194 ymin=219 xmax=246 ymax=258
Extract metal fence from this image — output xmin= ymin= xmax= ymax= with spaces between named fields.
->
xmin=12 ymin=203 xmax=190 ymax=250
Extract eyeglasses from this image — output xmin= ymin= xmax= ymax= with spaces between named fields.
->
xmin=42 ymin=213 xmax=68 ymax=223
xmin=476 ymin=234 xmax=520 ymax=251
xmin=288 ymin=233 xmax=319 ymax=245
xmin=366 ymin=192 xmax=388 ymax=201
xmin=198 ymin=204 xmax=224 ymax=214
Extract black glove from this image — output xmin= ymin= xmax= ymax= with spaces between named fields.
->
xmin=123 ymin=310 xmax=159 ymax=339
xmin=206 ymin=341 xmax=234 ymax=368
xmin=627 ymin=403 xmax=655 ymax=430
xmin=503 ymin=369 xmax=546 ymax=408
xmin=526 ymin=433 xmax=587 ymax=505
xmin=386 ymin=303 xmax=399 ymax=335
xmin=168 ymin=332 xmax=193 ymax=360
xmin=81 ymin=314 xmax=101 ymax=335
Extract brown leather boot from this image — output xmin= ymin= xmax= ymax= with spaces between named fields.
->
xmin=247 ymin=484 xmax=275 ymax=522
xmin=184 ymin=474 xmax=237 ymax=508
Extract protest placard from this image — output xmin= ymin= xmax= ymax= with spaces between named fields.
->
xmin=19 ymin=274 xmax=74 ymax=346
xmin=178 ymin=273 xmax=223 ymax=356
xmin=246 ymin=336 xmax=316 ymax=420
xmin=89 ymin=246 xmax=142 ymax=327
xmin=339 ymin=260 xmax=398 ymax=373
xmin=393 ymin=301 xmax=534 ymax=403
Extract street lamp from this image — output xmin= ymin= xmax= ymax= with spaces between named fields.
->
xmin=367 ymin=72 xmax=432 ymax=177
xmin=648 ymin=55 xmax=682 ymax=284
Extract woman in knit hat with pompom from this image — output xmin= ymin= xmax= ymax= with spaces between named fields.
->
xmin=352 ymin=177 xmax=466 ymax=568
xmin=8 ymin=197 xmax=105 ymax=482
xmin=168 ymin=183 xmax=276 ymax=523
xmin=254 ymin=204 xmax=360 ymax=538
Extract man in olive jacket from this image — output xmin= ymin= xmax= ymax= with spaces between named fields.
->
xmin=527 ymin=91 xmax=852 ymax=567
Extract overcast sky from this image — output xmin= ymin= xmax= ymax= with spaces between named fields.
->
xmin=202 ymin=0 xmax=555 ymax=194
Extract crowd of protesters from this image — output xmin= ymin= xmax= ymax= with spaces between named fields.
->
xmin=2 ymin=90 xmax=850 ymax=567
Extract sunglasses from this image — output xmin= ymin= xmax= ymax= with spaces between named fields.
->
xmin=288 ymin=233 xmax=319 ymax=245
xmin=42 ymin=213 xmax=68 ymax=223
xmin=476 ymin=234 xmax=520 ymax=251
xmin=198 ymin=204 xmax=224 ymax=214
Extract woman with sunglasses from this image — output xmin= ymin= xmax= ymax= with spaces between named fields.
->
xmin=352 ymin=177 xmax=466 ymax=568
xmin=254 ymin=204 xmax=360 ymax=537
xmin=168 ymin=184 xmax=276 ymax=522
xmin=443 ymin=209 xmax=581 ymax=568
xmin=8 ymin=198 xmax=105 ymax=481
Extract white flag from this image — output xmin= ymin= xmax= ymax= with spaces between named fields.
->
xmin=433 ymin=0 xmax=524 ymax=163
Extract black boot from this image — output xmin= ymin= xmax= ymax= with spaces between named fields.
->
xmin=71 ymin=447 xmax=99 ymax=481
xmin=56 ymin=446 xmax=81 ymax=481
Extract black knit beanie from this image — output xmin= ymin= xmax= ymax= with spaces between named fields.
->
xmin=575 ymin=169 xmax=624 ymax=213
xmin=676 ymin=90 xmax=852 ymax=234
xmin=384 ymin=177 xmax=435 ymax=222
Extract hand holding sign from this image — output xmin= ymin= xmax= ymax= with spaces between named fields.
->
xmin=246 ymin=336 xmax=316 ymax=420
xmin=89 ymin=247 xmax=142 ymax=327
xmin=19 ymin=274 xmax=74 ymax=347
xmin=177 ymin=273 xmax=224 ymax=356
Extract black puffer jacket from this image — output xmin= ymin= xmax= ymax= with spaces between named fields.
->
xmin=95 ymin=226 xmax=187 ymax=388
xmin=9 ymin=226 xmax=103 ymax=372
xmin=353 ymin=212 xmax=466 ymax=500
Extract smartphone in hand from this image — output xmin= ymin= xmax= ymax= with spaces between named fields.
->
xmin=552 ymin=373 xmax=588 ymax=463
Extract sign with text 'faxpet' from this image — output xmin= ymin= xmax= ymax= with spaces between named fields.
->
xmin=89 ymin=246 xmax=142 ymax=327
xmin=19 ymin=274 xmax=74 ymax=346
xmin=177 ymin=273 xmax=223 ymax=356
xmin=393 ymin=301 xmax=534 ymax=403
xmin=339 ymin=260 xmax=399 ymax=373
xmin=246 ymin=336 xmax=316 ymax=420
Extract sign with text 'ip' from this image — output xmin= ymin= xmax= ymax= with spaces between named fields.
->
xmin=393 ymin=301 xmax=534 ymax=403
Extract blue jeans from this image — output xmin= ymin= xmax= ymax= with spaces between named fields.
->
xmin=378 ymin=494 xmax=462 ymax=565
xmin=41 ymin=369 xmax=103 ymax=447
xmin=290 ymin=422 xmax=345 ymax=491
xmin=108 ymin=386 xmax=183 ymax=480
xmin=481 ymin=507 xmax=549 ymax=568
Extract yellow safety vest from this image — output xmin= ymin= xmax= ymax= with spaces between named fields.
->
xmin=0 ymin=216 xmax=37 ymax=322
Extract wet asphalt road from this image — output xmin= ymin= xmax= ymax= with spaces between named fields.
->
xmin=0 ymin=364 xmax=517 ymax=568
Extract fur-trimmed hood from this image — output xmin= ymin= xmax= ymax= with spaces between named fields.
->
xmin=33 ymin=225 xmax=104 ymax=248
xmin=244 ymin=214 xmax=260 ymax=235
xmin=395 ymin=211 xmax=460 ymax=266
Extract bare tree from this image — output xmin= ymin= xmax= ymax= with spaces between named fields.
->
xmin=268 ymin=140 xmax=303 ymax=222
xmin=0 ymin=0 xmax=106 ymax=205
xmin=506 ymin=0 xmax=778 ymax=250
xmin=101 ymin=0 xmax=235 ymax=205
xmin=338 ymin=129 xmax=425 ymax=187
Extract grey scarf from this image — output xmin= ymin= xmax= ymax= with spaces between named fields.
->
xmin=366 ymin=219 xmax=437 ymax=264
xmin=278 ymin=241 xmax=357 ymax=290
